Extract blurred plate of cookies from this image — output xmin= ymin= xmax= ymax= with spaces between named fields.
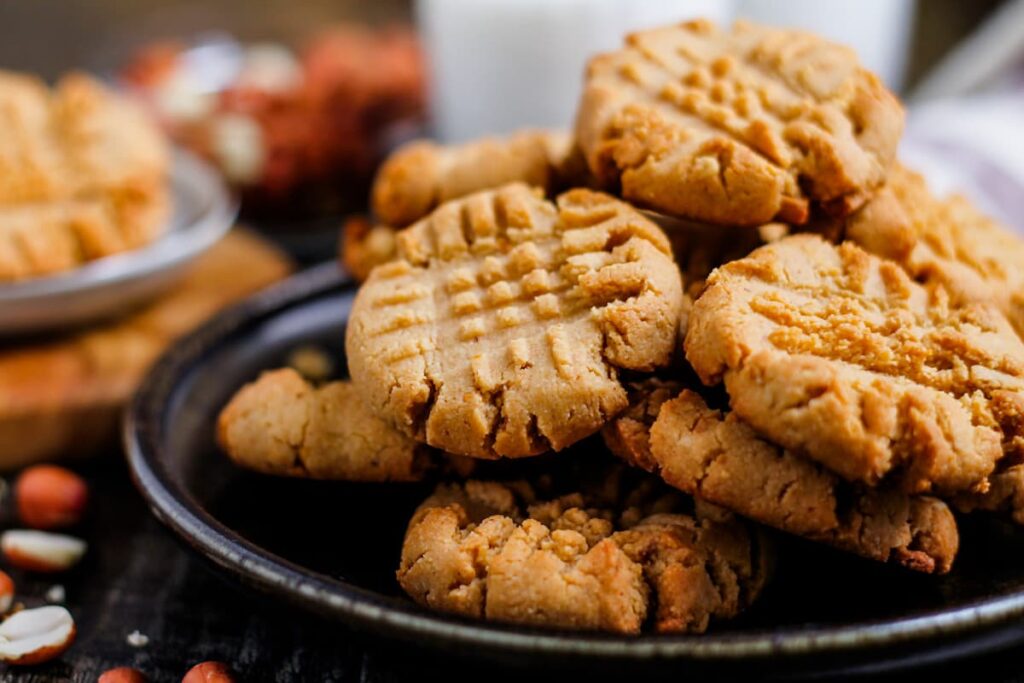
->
xmin=0 ymin=71 xmax=237 ymax=337
xmin=0 ymin=148 xmax=236 ymax=337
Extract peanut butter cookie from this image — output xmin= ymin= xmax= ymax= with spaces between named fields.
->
xmin=575 ymin=19 xmax=902 ymax=227
xmin=346 ymin=183 xmax=684 ymax=458
xmin=217 ymin=368 xmax=433 ymax=481
xmin=822 ymin=164 xmax=1024 ymax=339
xmin=339 ymin=216 xmax=398 ymax=282
xmin=371 ymin=129 xmax=590 ymax=228
xmin=396 ymin=479 xmax=767 ymax=633
xmin=614 ymin=387 xmax=958 ymax=574
xmin=686 ymin=234 xmax=1024 ymax=495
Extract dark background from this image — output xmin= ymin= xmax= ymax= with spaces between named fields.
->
xmin=0 ymin=0 xmax=1006 ymax=90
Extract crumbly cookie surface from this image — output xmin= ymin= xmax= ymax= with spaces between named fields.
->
xmin=826 ymin=164 xmax=1024 ymax=339
xmin=641 ymin=389 xmax=958 ymax=574
xmin=0 ymin=71 xmax=169 ymax=280
xmin=0 ymin=72 xmax=68 ymax=205
xmin=686 ymin=234 xmax=1024 ymax=495
xmin=371 ymin=129 xmax=590 ymax=228
xmin=346 ymin=183 xmax=684 ymax=458
xmin=575 ymin=19 xmax=902 ymax=227
xmin=217 ymin=368 xmax=432 ymax=481
xmin=396 ymin=479 xmax=766 ymax=633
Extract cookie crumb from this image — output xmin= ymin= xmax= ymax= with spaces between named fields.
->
xmin=126 ymin=630 xmax=149 ymax=648
xmin=44 ymin=585 xmax=65 ymax=604
xmin=286 ymin=345 xmax=335 ymax=383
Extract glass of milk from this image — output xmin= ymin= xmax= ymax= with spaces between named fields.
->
xmin=416 ymin=0 xmax=737 ymax=142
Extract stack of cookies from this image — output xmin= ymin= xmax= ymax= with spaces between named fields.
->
xmin=219 ymin=19 xmax=1024 ymax=634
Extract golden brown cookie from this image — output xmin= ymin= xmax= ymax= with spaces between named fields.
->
xmin=217 ymin=369 xmax=433 ymax=482
xmin=575 ymin=19 xmax=903 ymax=227
xmin=634 ymin=389 xmax=958 ymax=574
xmin=346 ymin=183 xmax=684 ymax=459
xmin=339 ymin=216 xmax=398 ymax=283
xmin=396 ymin=479 xmax=767 ymax=633
xmin=0 ymin=71 xmax=169 ymax=281
xmin=0 ymin=71 xmax=68 ymax=205
xmin=371 ymin=129 xmax=589 ymax=228
xmin=686 ymin=234 xmax=1024 ymax=495
xmin=820 ymin=164 xmax=1024 ymax=340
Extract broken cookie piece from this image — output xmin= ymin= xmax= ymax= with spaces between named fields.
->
xmin=217 ymin=368 xmax=435 ymax=481
xmin=397 ymin=479 xmax=768 ymax=633
xmin=339 ymin=216 xmax=398 ymax=283
xmin=601 ymin=378 xmax=684 ymax=473
xmin=953 ymin=463 xmax=1024 ymax=526
xmin=605 ymin=386 xmax=958 ymax=574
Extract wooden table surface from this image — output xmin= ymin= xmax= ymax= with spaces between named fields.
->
xmin=6 ymin=455 xmax=428 ymax=683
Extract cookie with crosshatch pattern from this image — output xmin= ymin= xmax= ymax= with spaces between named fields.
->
xmin=574 ymin=19 xmax=903 ymax=227
xmin=345 ymin=183 xmax=684 ymax=459
xmin=685 ymin=234 xmax=1024 ymax=496
xmin=818 ymin=163 xmax=1024 ymax=341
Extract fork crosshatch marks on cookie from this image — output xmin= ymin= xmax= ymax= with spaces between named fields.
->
xmin=576 ymin=19 xmax=903 ymax=227
xmin=346 ymin=183 xmax=683 ymax=459
xmin=686 ymin=234 xmax=1024 ymax=496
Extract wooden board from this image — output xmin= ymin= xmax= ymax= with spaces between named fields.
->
xmin=0 ymin=229 xmax=292 ymax=470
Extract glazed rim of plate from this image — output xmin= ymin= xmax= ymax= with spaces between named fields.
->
xmin=124 ymin=263 xmax=1024 ymax=663
xmin=0 ymin=148 xmax=236 ymax=301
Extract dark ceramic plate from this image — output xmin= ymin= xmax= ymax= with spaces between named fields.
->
xmin=125 ymin=263 xmax=1024 ymax=678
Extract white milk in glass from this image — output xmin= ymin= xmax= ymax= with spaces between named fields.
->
xmin=738 ymin=0 xmax=915 ymax=91
xmin=417 ymin=0 xmax=736 ymax=142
